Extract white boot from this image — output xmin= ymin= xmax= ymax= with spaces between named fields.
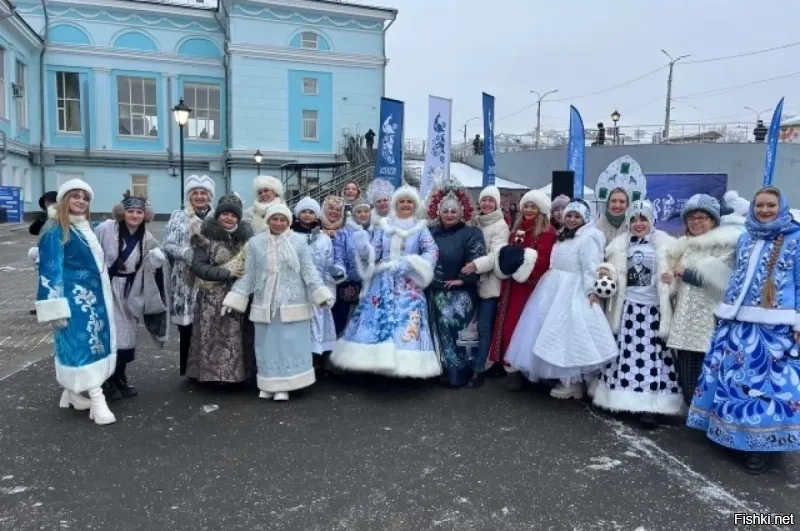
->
xmin=258 ymin=390 xmax=274 ymax=399
xmin=273 ymin=392 xmax=289 ymax=401
xmin=550 ymin=382 xmax=584 ymax=400
xmin=87 ymin=387 xmax=117 ymax=425
xmin=59 ymin=389 xmax=91 ymax=411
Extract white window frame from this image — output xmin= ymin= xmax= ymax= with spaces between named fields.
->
xmin=0 ymin=48 xmax=6 ymax=120
xmin=182 ymin=83 xmax=221 ymax=141
xmin=302 ymin=109 xmax=318 ymax=141
xmin=23 ymin=168 xmax=32 ymax=203
xmin=300 ymin=32 xmax=319 ymax=50
xmin=131 ymin=174 xmax=149 ymax=198
xmin=56 ymin=172 xmax=84 ymax=187
xmin=56 ymin=71 xmax=82 ymax=133
xmin=15 ymin=60 xmax=26 ymax=128
xmin=117 ymin=76 xmax=158 ymax=138
xmin=302 ymin=77 xmax=318 ymax=96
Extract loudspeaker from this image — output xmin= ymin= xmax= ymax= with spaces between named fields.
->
xmin=551 ymin=170 xmax=575 ymax=199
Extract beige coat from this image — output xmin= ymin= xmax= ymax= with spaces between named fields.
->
xmin=471 ymin=211 xmax=510 ymax=299
xmin=665 ymin=221 xmax=743 ymax=353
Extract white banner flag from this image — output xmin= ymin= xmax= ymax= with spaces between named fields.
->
xmin=421 ymin=95 xmax=452 ymax=197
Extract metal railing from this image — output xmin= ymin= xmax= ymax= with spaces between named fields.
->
xmin=286 ymin=162 xmax=374 ymax=209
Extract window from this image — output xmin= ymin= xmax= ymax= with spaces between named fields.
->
xmin=302 ymin=77 xmax=318 ymax=96
xmin=56 ymin=72 xmax=81 ymax=133
xmin=182 ymin=83 xmax=220 ymax=140
xmin=56 ymin=172 xmax=84 ymax=187
xmin=131 ymin=174 xmax=149 ymax=198
xmin=0 ymin=48 xmax=5 ymax=119
xmin=302 ymin=110 xmax=318 ymax=141
xmin=23 ymin=169 xmax=32 ymax=203
xmin=117 ymin=76 xmax=158 ymax=137
xmin=300 ymin=32 xmax=318 ymax=50
xmin=15 ymin=61 xmax=26 ymax=128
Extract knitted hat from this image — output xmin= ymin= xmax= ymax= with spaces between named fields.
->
xmin=215 ymin=194 xmax=243 ymax=220
xmin=185 ymin=174 xmax=215 ymax=199
xmin=681 ymin=194 xmax=721 ymax=223
xmin=519 ymin=189 xmax=551 ymax=217
xmin=564 ymin=199 xmax=591 ymax=223
xmin=627 ymin=200 xmax=656 ymax=231
xmin=56 ymin=178 xmax=93 ymax=203
xmin=391 ymin=185 xmax=422 ymax=217
xmin=294 ymin=196 xmax=321 ymax=218
xmin=551 ymin=194 xmax=571 ymax=211
xmin=266 ymin=203 xmax=293 ymax=224
xmin=253 ymin=175 xmax=283 ymax=197
xmin=38 ymin=191 xmax=57 ymax=211
xmin=479 ymin=185 xmax=501 ymax=206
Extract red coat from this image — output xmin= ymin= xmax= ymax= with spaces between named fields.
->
xmin=489 ymin=223 xmax=557 ymax=364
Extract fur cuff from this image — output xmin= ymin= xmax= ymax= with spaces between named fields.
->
xmin=406 ymin=254 xmax=435 ymax=288
xmin=473 ymin=253 xmax=494 ymax=275
xmin=330 ymin=265 xmax=347 ymax=285
xmin=36 ymin=298 xmax=71 ymax=323
xmin=691 ymin=256 xmax=733 ymax=296
xmin=794 ymin=313 xmax=800 ymax=332
xmin=354 ymin=240 xmax=376 ymax=281
xmin=222 ymin=291 xmax=249 ymax=313
xmin=311 ymin=286 xmax=334 ymax=307
xmin=493 ymin=245 xmax=510 ymax=280
xmin=512 ymin=248 xmax=538 ymax=283
xmin=148 ymin=248 xmax=166 ymax=268
xmin=597 ymin=262 xmax=617 ymax=281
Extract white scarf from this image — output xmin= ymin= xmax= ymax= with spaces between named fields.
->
xmin=263 ymin=230 xmax=301 ymax=320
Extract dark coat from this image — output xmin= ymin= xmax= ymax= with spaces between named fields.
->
xmin=429 ymin=222 xmax=486 ymax=290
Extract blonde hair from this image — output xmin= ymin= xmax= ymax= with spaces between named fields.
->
xmin=57 ymin=190 xmax=92 ymax=243
xmin=512 ymin=211 xmax=550 ymax=237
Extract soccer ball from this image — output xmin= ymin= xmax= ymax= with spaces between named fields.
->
xmin=593 ymin=275 xmax=617 ymax=298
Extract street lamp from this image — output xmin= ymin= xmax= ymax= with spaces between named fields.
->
xmin=172 ymin=98 xmax=192 ymax=206
xmin=744 ymin=106 xmax=772 ymax=122
xmin=610 ymin=110 xmax=621 ymax=145
xmin=463 ymin=116 xmax=480 ymax=156
xmin=254 ymin=150 xmax=262 ymax=175
xmin=530 ymin=89 xmax=559 ymax=149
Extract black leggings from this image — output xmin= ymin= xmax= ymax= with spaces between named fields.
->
xmin=178 ymin=325 xmax=192 ymax=376
xmin=676 ymin=349 xmax=705 ymax=407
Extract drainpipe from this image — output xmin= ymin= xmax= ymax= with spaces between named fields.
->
xmin=381 ymin=17 xmax=395 ymax=97
xmin=214 ymin=0 xmax=231 ymax=194
xmin=38 ymin=0 xmax=48 ymax=194
xmin=167 ymin=79 xmax=173 ymax=170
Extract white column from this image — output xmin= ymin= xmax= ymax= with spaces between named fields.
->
xmin=92 ymin=68 xmax=112 ymax=149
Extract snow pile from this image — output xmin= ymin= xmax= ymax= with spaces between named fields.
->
xmin=405 ymin=161 xmax=527 ymax=190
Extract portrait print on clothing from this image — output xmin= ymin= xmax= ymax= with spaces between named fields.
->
xmin=626 ymin=248 xmax=653 ymax=287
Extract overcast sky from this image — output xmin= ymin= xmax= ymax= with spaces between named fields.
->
xmin=370 ymin=0 xmax=800 ymax=141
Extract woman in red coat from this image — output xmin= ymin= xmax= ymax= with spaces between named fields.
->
xmin=489 ymin=189 xmax=557 ymax=390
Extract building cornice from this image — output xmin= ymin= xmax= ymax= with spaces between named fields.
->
xmin=228 ymin=43 xmax=382 ymax=68
xmin=248 ymin=0 xmax=396 ymax=21
xmin=44 ymin=0 xmax=218 ymax=21
xmin=47 ymin=43 xmax=222 ymax=67
xmin=0 ymin=3 xmax=44 ymax=48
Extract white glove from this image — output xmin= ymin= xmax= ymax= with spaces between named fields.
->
xmin=148 ymin=248 xmax=166 ymax=267
xmin=51 ymin=319 xmax=68 ymax=329
xmin=28 ymin=247 xmax=40 ymax=263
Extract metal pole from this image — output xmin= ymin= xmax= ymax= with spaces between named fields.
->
xmin=256 ymin=163 xmax=260 ymax=175
xmin=179 ymin=124 xmax=185 ymax=207
xmin=535 ymin=99 xmax=542 ymax=149
xmin=661 ymin=50 xmax=690 ymax=140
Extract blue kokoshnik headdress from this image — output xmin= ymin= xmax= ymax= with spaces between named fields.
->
xmin=122 ymin=196 xmax=147 ymax=211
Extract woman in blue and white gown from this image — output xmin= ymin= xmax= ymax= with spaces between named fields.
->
xmin=505 ymin=200 xmax=617 ymax=399
xmin=331 ymin=185 xmax=441 ymax=378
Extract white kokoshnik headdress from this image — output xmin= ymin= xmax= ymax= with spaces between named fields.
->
xmin=563 ymin=199 xmax=591 ymax=224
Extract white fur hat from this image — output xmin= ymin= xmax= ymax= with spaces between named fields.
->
xmin=185 ymin=174 xmax=215 ymax=199
xmin=391 ymin=185 xmax=422 ymax=217
xmin=723 ymin=190 xmax=749 ymax=217
xmin=479 ymin=185 xmax=501 ymax=206
xmin=56 ymin=178 xmax=93 ymax=203
xmin=266 ymin=203 xmax=293 ymax=224
xmin=519 ymin=189 xmax=551 ymax=217
xmin=294 ymin=196 xmax=321 ymax=218
xmin=253 ymin=175 xmax=284 ymax=198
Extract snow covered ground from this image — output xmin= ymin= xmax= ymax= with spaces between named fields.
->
xmin=405 ymin=161 xmax=527 ymax=190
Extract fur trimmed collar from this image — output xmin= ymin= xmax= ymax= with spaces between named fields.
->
xmin=378 ymin=216 xmax=428 ymax=238
xmin=669 ymin=223 xmax=743 ymax=260
xmin=196 ymin=216 xmax=253 ymax=245
xmin=607 ymin=229 xmax=673 ymax=256
xmin=251 ymin=199 xmax=281 ymax=217
xmin=346 ymin=216 xmax=368 ymax=231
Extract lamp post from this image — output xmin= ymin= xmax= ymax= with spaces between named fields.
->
xmin=530 ymin=89 xmax=559 ymax=149
xmin=172 ymin=98 xmax=192 ymax=206
xmin=744 ymin=106 xmax=772 ymax=122
xmin=254 ymin=150 xmax=262 ymax=175
xmin=463 ymin=116 xmax=480 ymax=156
xmin=611 ymin=110 xmax=621 ymax=145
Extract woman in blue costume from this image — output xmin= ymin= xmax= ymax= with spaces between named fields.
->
xmin=331 ymin=185 xmax=441 ymax=378
xmin=35 ymin=179 xmax=117 ymax=426
xmin=687 ymin=186 xmax=800 ymax=474
xmin=331 ymin=196 xmax=373 ymax=335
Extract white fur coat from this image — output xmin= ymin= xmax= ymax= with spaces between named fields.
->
xmin=598 ymin=230 xmax=675 ymax=339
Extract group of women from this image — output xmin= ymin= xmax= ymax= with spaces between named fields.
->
xmin=31 ymin=172 xmax=799 ymax=475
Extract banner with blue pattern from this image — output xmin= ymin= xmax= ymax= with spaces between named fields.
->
xmin=646 ymin=173 xmax=727 ymax=235
xmin=375 ymin=98 xmax=405 ymax=188
xmin=482 ymin=92 xmax=496 ymax=187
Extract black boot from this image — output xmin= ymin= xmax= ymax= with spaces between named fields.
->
xmin=638 ymin=413 xmax=658 ymax=430
xmin=744 ymin=453 xmax=769 ymax=475
xmin=504 ymin=372 xmax=526 ymax=392
xmin=467 ymin=371 xmax=485 ymax=389
xmin=114 ymin=360 xmax=138 ymax=398
xmin=102 ymin=379 xmax=123 ymax=401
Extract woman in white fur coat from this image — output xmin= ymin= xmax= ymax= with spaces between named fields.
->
xmin=242 ymin=175 xmax=284 ymax=233
xmin=460 ymin=185 xmax=510 ymax=388
xmin=590 ymin=200 xmax=682 ymax=428
xmin=665 ymin=193 xmax=744 ymax=408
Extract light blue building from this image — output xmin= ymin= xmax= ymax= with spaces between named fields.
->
xmin=0 ymin=0 xmax=396 ymax=217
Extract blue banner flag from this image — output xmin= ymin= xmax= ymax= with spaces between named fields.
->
xmin=375 ymin=98 xmax=405 ymax=188
xmin=646 ymin=173 xmax=728 ymax=235
xmin=763 ymin=97 xmax=784 ymax=187
xmin=567 ymin=105 xmax=586 ymax=199
xmin=0 ymin=186 xmax=24 ymax=223
xmin=482 ymin=92 xmax=496 ymax=187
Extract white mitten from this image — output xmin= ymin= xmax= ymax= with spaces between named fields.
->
xmin=28 ymin=247 xmax=40 ymax=263
xmin=51 ymin=319 xmax=68 ymax=329
xmin=148 ymin=248 xmax=166 ymax=267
